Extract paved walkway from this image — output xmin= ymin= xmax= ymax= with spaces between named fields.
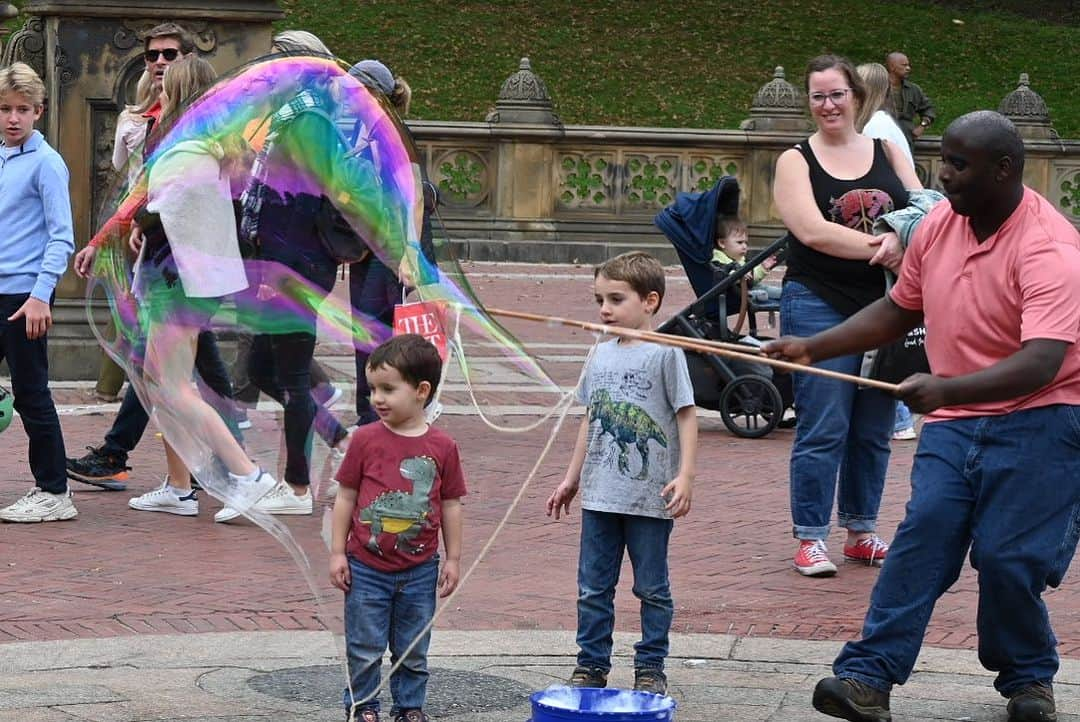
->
xmin=3 ymin=262 xmax=1080 ymax=720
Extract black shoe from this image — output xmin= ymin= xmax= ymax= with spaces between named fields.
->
xmin=1008 ymin=682 xmax=1056 ymax=722
xmin=633 ymin=668 xmax=668 ymax=696
xmin=350 ymin=708 xmax=379 ymax=722
xmin=568 ymin=665 xmax=608 ymax=688
xmin=812 ymin=676 xmax=892 ymax=721
xmin=66 ymin=446 xmax=130 ymax=491
xmin=393 ymin=710 xmax=428 ymax=722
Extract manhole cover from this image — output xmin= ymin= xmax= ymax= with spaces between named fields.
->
xmin=247 ymin=664 xmax=534 ymax=717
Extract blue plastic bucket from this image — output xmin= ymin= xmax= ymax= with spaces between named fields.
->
xmin=529 ymin=687 xmax=676 ymax=721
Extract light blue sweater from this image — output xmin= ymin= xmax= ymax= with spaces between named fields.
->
xmin=0 ymin=130 xmax=74 ymax=301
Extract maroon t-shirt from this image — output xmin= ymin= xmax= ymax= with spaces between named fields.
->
xmin=336 ymin=422 xmax=467 ymax=573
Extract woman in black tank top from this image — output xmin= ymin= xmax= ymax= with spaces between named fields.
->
xmin=771 ymin=55 xmax=921 ymax=579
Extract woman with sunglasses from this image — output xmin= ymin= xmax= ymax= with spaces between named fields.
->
xmin=772 ymin=55 xmax=921 ymax=578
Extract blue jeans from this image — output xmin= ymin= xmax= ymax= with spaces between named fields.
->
xmin=780 ymin=282 xmax=894 ymax=539
xmin=894 ymin=401 xmax=914 ymax=433
xmin=0 ymin=293 xmax=66 ymax=493
xmin=349 ymin=256 xmax=399 ymax=422
xmin=577 ymin=509 xmax=674 ymax=672
xmin=835 ymin=405 xmax=1080 ymax=696
xmin=343 ymin=555 xmax=439 ymax=714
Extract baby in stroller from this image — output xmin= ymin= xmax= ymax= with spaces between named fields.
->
xmin=654 ymin=176 xmax=793 ymax=437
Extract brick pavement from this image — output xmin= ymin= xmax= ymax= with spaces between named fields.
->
xmin=4 ymin=261 xmax=1080 ymax=661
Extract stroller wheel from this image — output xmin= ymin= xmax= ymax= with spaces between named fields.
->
xmin=719 ymin=374 xmax=783 ymax=439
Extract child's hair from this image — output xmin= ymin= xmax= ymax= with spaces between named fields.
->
xmin=715 ymin=214 xmax=748 ymax=244
xmin=367 ymin=334 xmax=443 ymax=405
xmin=594 ymin=251 xmax=666 ymax=312
xmin=0 ymin=62 xmax=46 ymax=106
xmin=142 ymin=22 xmax=196 ymax=55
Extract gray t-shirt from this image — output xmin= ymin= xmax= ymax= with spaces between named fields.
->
xmin=577 ymin=339 xmax=696 ymax=519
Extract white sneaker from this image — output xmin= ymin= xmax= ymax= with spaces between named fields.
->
xmin=0 ymin=488 xmax=78 ymax=523
xmin=892 ymin=427 xmax=917 ymax=441
xmin=214 ymin=469 xmax=278 ymax=523
xmin=128 ymin=478 xmax=198 ymax=516
xmin=246 ymin=479 xmax=312 ymax=515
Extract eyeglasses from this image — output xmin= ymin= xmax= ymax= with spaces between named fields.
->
xmin=144 ymin=48 xmax=180 ymax=62
xmin=808 ymin=88 xmax=851 ymax=106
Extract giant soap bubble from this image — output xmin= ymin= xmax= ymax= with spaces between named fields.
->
xmin=86 ymin=53 xmax=573 ymax=718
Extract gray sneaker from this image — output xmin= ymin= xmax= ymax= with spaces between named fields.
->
xmin=0 ymin=488 xmax=78 ymax=523
xmin=812 ymin=676 xmax=891 ymax=721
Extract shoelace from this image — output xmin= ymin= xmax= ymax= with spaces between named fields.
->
xmin=802 ymin=540 xmax=831 ymax=563
xmin=854 ymin=536 xmax=888 ymax=566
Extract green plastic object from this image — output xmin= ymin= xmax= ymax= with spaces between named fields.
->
xmin=0 ymin=386 xmax=12 ymax=434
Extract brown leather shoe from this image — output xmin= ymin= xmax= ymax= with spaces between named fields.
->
xmin=812 ymin=676 xmax=892 ymax=721
xmin=1007 ymin=682 xmax=1056 ymax=722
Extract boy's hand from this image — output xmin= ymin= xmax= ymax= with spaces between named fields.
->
xmin=10 ymin=297 xmax=52 ymax=340
xmin=73 ymin=245 xmax=99 ymax=278
xmin=329 ymin=552 xmax=351 ymax=592
xmin=662 ymin=474 xmax=693 ymax=518
xmin=438 ymin=558 xmax=460 ymax=597
xmin=546 ymin=478 xmax=579 ymax=520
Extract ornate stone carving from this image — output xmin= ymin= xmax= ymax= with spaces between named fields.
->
xmin=111 ymin=19 xmax=217 ymax=53
xmin=1056 ymin=166 xmax=1080 ymax=222
xmin=1 ymin=16 xmax=46 ymax=77
xmin=624 ymin=154 xmax=678 ymax=208
xmin=490 ymin=57 xmax=560 ymax=125
xmin=91 ymin=105 xmax=120 ymax=232
xmin=690 ymin=157 xmax=739 ymax=192
xmin=557 ymin=152 xmax=614 ymax=209
xmin=740 ymin=66 xmax=811 ymax=133
xmin=999 ymin=73 xmax=1056 ymax=140
xmin=432 ymin=149 xmax=489 ymax=208
xmin=55 ymin=42 xmax=76 ymax=86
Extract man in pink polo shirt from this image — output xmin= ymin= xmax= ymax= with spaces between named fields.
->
xmin=766 ymin=110 xmax=1080 ymax=722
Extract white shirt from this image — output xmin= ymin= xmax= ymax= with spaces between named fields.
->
xmin=863 ymin=110 xmax=914 ymax=170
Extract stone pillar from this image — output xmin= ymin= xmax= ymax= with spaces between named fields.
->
xmin=487 ymin=58 xmax=562 ymax=247
xmin=740 ymin=67 xmax=811 ymax=244
xmin=1 ymin=0 xmax=282 ymax=379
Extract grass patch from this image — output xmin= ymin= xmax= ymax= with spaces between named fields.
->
xmin=277 ymin=0 xmax=1079 ymax=136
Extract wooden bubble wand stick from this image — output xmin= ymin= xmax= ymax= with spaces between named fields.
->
xmin=485 ymin=307 xmax=901 ymax=394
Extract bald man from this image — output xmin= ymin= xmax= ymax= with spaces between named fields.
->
xmin=766 ymin=111 xmax=1080 ymax=722
xmin=886 ymin=51 xmax=935 ymax=147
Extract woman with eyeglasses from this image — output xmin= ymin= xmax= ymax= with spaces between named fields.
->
xmin=772 ymin=55 xmax=921 ymax=578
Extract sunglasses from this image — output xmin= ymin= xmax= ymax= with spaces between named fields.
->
xmin=144 ymin=48 xmax=181 ymax=62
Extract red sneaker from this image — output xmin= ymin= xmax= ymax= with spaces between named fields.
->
xmin=843 ymin=535 xmax=889 ymax=567
xmin=794 ymin=539 xmax=838 ymax=576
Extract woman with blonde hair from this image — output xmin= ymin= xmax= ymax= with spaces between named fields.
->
xmin=126 ymin=55 xmax=278 ymax=517
xmin=856 ymin=62 xmax=914 ymax=169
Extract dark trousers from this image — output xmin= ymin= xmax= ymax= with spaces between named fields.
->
xmin=248 ymin=330 xmax=347 ymax=487
xmin=349 ymin=256 xmax=400 ymax=421
xmin=101 ymin=330 xmax=240 ymax=460
xmin=0 ymin=293 xmax=66 ymax=493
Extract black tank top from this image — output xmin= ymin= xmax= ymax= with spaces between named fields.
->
xmin=783 ymin=137 xmax=909 ymax=317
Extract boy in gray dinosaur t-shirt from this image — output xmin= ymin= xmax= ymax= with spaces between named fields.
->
xmin=546 ymin=251 xmax=697 ymax=697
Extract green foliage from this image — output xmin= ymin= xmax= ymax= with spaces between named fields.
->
xmin=277 ymin=0 xmax=1078 ymax=135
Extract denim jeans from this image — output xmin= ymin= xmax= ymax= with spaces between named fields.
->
xmin=780 ymin=281 xmax=894 ymax=539
xmin=102 ymin=330 xmax=241 ymax=459
xmin=0 ymin=293 xmax=67 ymax=493
xmin=834 ymin=405 xmax=1080 ymax=696
xmin=894 ymin=401 xmax=914 ymax=433
xmin=343 ymin=555 xmax=439 ymax=715
xmin=349 ymin=256 xmax=399 ymax=421
xmin=576 ymin=509 xmax=674 ymax=672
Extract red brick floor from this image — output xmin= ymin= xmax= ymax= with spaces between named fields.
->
xmin=5 ymin=262 xmax=1080 ymax=658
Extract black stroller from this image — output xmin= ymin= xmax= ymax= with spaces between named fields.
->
xmin=654 ymin=176 xmax=793 ymax=438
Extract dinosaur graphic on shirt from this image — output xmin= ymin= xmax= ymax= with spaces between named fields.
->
xmin=588 ymin=388 xmax=667 ymax=480
xmin=359 ymin=455 xmax=436 ymax=556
